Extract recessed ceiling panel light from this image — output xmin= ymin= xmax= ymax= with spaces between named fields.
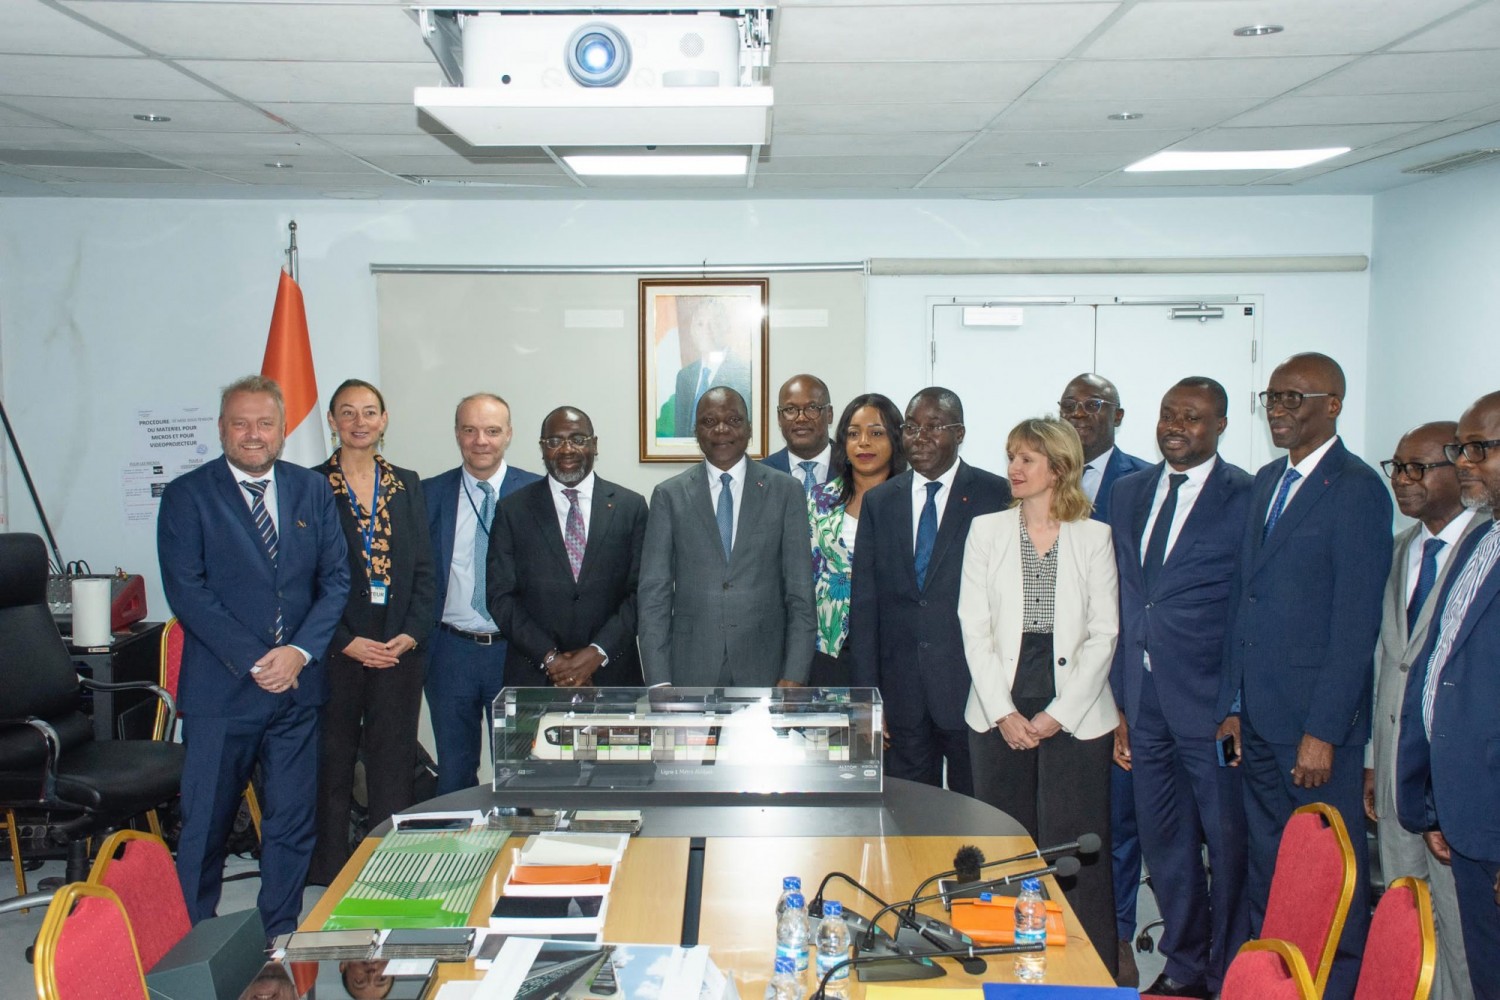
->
xmin=1108 ymin=112 xmax=1144 ymax=121
xmin=1234 ymin=24 xmax=1284 ymax=36
xmin=563 ymin=154 xmax=748 ymax=176
xmin=1124 ymin=147 xmax=1349 ymax=172
xmin=133 ymin=113 xmax=171 ymax=123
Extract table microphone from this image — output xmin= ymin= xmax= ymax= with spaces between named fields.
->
xmin=805 ymin=870 xmax=902 ymax=953
xmin=907 ymin=832 xmax=1102 ymax=911
xmin=810 ymin=940 xmax=1046 ymax=998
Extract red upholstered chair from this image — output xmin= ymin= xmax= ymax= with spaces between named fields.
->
xmin=33 ymin=882 xmax=149 ymax=1000
xmin=1222 ymin=939 xmax=1317 ymax=1000
xmin=1353 ymin=877 xmax=1436 ymax=1000
xmin=1261 ymin=802 xmax=1357 ymax=998
xmin=87 ymin=829 xmax=191 ymax=971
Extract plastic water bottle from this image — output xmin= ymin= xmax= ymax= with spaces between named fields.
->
xmin=766 ymin=955 xmax=804 ymax=1000
xmin=776 ymin=891 xmax=811 ymax=974
xmin=775 ymin=876 xmax=803 ymax=922
xmin=814 ymin=899 xmax=852 ymax=999
xmin=1013 ymin=878 xmax=1048 ymax=982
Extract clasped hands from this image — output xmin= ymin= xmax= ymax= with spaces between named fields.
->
xmin=251 ymin=646 xmax=305 ymax=694
xmin=343 ymin=634 xmax=417 ymax=669
xmin=998 ymin=710 xmax=1061 ymax=750
xmin=545 ymin=646 xmax=606 ymax=687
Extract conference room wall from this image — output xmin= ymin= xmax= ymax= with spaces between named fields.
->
xmin=0 ymin=193 xmax=1372 ymax=623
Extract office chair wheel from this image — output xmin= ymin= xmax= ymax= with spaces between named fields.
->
xmin=1136 ymin=919 xmax=1163 ymax=954
xmin=37 ymin=876 xmax=64 ymax=892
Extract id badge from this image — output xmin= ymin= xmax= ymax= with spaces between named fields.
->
xmin=369 ymin=582 xmax=388 ymax=606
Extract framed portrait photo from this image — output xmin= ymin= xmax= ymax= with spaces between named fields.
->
xmin=638 ymin=277 xmax=770 ymax=462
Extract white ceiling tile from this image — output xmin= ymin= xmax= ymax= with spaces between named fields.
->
xmin=772 ymin=61 xmax=1053 ymax=106
xmin=95 ymin=129 xmax=328 ymax=156
xmin=0 ymin=164 xmax=226 ymax=184
xmin=775 ymin=4 xmax=1120 ymax=62
xmin=257 ymin=102 xmax=444 ymax=134
xmin=767 ymin=132 xmax=973 ymax=157
xmin=751 ymin=173 xmax=927 ymax=188
xmin=993 ymin=97 xmax=1259 ymax=130
xmin=942 ymin=151 xmax=1130 ymax=172
xmin=1084 ymin=0 xmax=1473 ymax=59
xmin=1179 ymin=122 xmax=1423 ymax=150
xmin=774 ymin=103 xmax=1002 ymax=133
xmin=177 ymin=60 xmax=443 ymax=104
xmin=755 ymin=154 xmax=947 ymax=174
xmin=966 ymin=128 xmax=1192 ymax=154
xmin=1227 ymin=92 xmax=1498 ymax=127
xmin=400 ymin=175 xmax=578 ymax=189
xmin=1 ymin=96 xmax=291 ymax=132
xmin=0 ymin=1 xmax=140 ymax=57
xmin=60 ymin=2 xmax=433 ymax=63
xmin=1456 ymin=100 xmax=1500 ymax=122
xmin=0 ymin=54 xmax=224 ymax=100
xmin=1365 ymin=120 xmax=1490 ymax=149
xmin=319 ymin=132 xmax=497 ymax=156
xmin=922 ymin=168 xmax=1109 ymax=187
xmin=168 ymin=151 xmax=370 ymax=172
xmin=1087 ymin=169 xmax=1274 ymax=187
xmin=365 ymin=155 xmax=564 ymax=176
xmin=1393 ymin=2 xmax=1500 ymax=52
xmin=212 ymin=169 xmax=409 ymax=186
xmin=1030 ymin=56 xmax=1354 ymax=101
xmin=1298 ymin=51 xmax=1500 ymax=96
xmin=0 ymin=104 xmax=52 ymax=128
xmin=0 ymin=126 xmax=131 ymax=150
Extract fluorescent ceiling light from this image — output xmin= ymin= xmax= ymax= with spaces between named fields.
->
xmin=1125 ymin=148 xmax=1349 ymax=172
xmin=564 ymin=154 xmax=748 ymax=176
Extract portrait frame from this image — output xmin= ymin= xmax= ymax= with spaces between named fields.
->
xmin=638 ymin=277 xmax=770 ymax=462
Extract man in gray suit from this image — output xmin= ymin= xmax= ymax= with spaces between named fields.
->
xmin=1365 ymin=420 xmax=1484 ymax=1000
xmin=639 ymin=386 xmax=816 ymax=687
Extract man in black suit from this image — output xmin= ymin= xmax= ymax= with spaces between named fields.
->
xmin=672 ymin=297 xmax=754 ymax=438
xmin=762 ymin=374 xmax=834 ymax=495
xmin=850 ymin=387 xmax=1011 ymax=795
xmin=1061 ymin=370 xmax=1152 ymax=983
xmin=488 ymin=406 xmax=649 ymax=689
xmin=1108 ymin=377 xmax=1253 ymax=998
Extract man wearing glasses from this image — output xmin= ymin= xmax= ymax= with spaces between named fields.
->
xmin=1367 ymin=421 xmax=1479 ymax=1000
xmin=1216 ymin=352 xmax=1391 ymax=1000
xmin=1398 ymin=391 xmax=1500 ymax=1000
xmin=487 ymin=406 xmax=649 ymax=690
xmin=851 ymin=387 xmax=1011 ymax=796
xmin=762 ymin=374 xmax=835 ymax=495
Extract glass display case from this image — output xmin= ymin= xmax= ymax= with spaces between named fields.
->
xmin=492 ymin=687 xmax=883 ymax=795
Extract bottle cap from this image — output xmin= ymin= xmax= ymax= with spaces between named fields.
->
xmin=979 ymin=892 xmax=992 ymax=902
xmin=1021 ymin=877 xmax=1042 ymax=893
xmin=785 ymin=892 xmax=805 ymax=910
xmin=783 ymin=876 xmax=801 ymax=891
xmin=774 ymin=955 xmax=796 ymax=975
xmin=823 ymin=899 xmax=843 ymax=917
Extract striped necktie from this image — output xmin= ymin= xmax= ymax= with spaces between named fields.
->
xmin=241 ymin=479 xmax=284 ymax=643
xmin=798 ymin=460 xmax=818 ymax=497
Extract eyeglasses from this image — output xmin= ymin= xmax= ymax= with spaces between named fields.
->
xmin=1380 ymin=459 xmax=1453 ymax=481
xmin=777 ymin=403 xmax=831 ymax=420
xmin=540 ymin=434 xmax=595 ymax=449
xmin=1058 ymin=398 xmax=1117 ymax=416
xmin=900 ymin=421 xmax=963 ymax=439
xmin=1443 ymin=439 xmax=1500 ymax=464
xmin=1258 ymin=390 xmax=1337 ymax=411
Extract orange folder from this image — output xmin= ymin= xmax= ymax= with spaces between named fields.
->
xmin=949 ymin=897 xmax=1067 ymax=946
xmin=508 ymin=864 xmax=613 ymax=886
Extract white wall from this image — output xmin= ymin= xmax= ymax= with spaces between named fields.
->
xmin=0 ymin=193 xmax=1372 ymax=618
xmin=1368 ymin=161 xmax=1500 ymax=460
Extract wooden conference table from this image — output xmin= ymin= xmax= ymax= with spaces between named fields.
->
xmin=301 ymin=779 xmax=1114 ymax=995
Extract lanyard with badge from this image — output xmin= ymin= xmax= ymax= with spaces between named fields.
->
xmin=347 ymin=471 xmax=386 ymax=605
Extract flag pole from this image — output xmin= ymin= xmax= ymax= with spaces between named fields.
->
xmin=285 ymin=219 xmax=298 ymax=283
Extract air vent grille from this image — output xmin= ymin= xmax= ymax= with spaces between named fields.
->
xmin=1402 ymin=149 xmax=1500 ymax=175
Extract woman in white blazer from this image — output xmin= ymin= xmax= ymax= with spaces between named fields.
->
xmin=959 ymin=415 xmax=1121 ymax=977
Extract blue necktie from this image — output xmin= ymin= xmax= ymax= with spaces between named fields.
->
xmin=798 ymin=460 xmax=818 ymax=497
xmin=1261 ymin=467 xmax=1302 ymax=543
xmin=914 ymin=481 xmax=941 ymax=590
xmin=1407 ymin=537 xmax=1446 ymax=633
xmin=241 ymin=480 xmax=284 ymax=643
xmin=471 ymin=480 xmax=496 ymax=622
xmin=1142 ymin=473 xmax=1188 ymax=592
xmin=716 ymin=472 xmax=734 ymax=559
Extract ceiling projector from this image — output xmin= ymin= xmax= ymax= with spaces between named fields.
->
xmin=414 ymin=9 xmax=774 ymax=148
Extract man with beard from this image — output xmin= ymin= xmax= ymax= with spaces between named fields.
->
xmin=1398 ymin=391 xmax=1500 ymax=1000
xmin=488 ymin=406 xmax=649 ymax=688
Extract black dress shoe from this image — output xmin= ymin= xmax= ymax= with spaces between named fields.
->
xmin=1143 ymin=973 xmax=1210 ymax=998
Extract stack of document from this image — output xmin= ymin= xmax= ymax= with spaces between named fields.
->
xmin=488 ymin=895 xmax=609 ymax=937
xmin=459 ymin=939 xmax=737 ymax=1000
xmin=281 ymin=929 xmax=379 ymax=961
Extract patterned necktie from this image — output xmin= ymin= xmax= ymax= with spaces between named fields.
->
xmin=471 ymin=480 xmax=496 ymax=622
xmin=241 ymin=480 xmax=284 ymax=643
xmin=1142 ymin=473 xmax=1189 ymax=591
xmin=798 ymin=460 xmax=818 ymax=497
xmin=716 ymin=472 xmax=735 ymax=559
xmin=1407 ymin=537 xmax=1446 ymax=633
xmin=1082 ymin=463 xmax=1097 ymax=501
xmin=914 ymin=481 xmax=941 ymax=590
xmin=563 ymin=488 xmax=587 ymax=582
xmin=1262 ymin=467 xmax=1302 ymax=543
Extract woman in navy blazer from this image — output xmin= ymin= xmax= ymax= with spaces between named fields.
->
xmin=307 ymin=379 xmax=437 ymax=885
xmin=959 ymin=416 xmax=1121 ymax=978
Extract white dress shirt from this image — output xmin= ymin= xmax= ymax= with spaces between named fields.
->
xmin=1081 ymin=447 xmax=1116 ymax=503
xmin=1140 ymin=456 xmax=1217 ymax=565
xmin=443 ymin=461 xmax=509 ymax=631
xmin=1405 ymin=507 xmax=1477 ymax=604
xmin=549 ymin=471 xmax=595 ymax=543
xmin=1267 ymin=435 xmax=1338 ymax=522
xmin=706 ymin=456 xmax=749 ymax=548
xmin=910 ymin=460 xmax=962 ymax=553
xmin=790 ymin=443 xmax=833 ymax=490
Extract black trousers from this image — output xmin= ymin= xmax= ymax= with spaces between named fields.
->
xmin=308 ymin=650 xmax=426 ymax=885
xmin=969 ymin=707 xmax=1118 ymax=976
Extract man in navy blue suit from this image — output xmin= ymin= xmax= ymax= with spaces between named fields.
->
xmin=851 ymin=387 xmax=1011 ymax=798
xmin=423 ymin=393 xmax=540 ymax=795
xmin=158 ymin=375 xmax=349 ymax=937
xmin=1108 ymin=377 xmax=1252 ymax=998
xmin=1061 ymin=371 xmax=1151 ymax=983
xmin=1398 ymin=390 xmax=1500 ymax=1000
xmin=761 ymin=374 xmax=834 ymax=494
xmin=1217 ymin=353 xmax=1391 ymax=1000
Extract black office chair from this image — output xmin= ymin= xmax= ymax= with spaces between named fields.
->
xmin=0 ymin=533 xmax=184 ymax=893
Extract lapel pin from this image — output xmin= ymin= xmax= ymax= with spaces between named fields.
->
xmin=296 ymin=520 xmax=307 ymax=528
xmin=607 ymin=503 xmax=614 ymax=509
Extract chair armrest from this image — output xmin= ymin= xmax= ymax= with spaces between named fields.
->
xmin=0 ymin=717 xmax=62 ymax=802
xmin=75 ymin=678 xmax=177 ymax=739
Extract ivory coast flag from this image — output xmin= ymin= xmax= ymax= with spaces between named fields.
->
xmin=262 ymin=268 xmax=326 ymax=467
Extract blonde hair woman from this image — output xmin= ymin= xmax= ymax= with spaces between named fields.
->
xmin=958 ymin=416 xmax=1122 ymax=979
